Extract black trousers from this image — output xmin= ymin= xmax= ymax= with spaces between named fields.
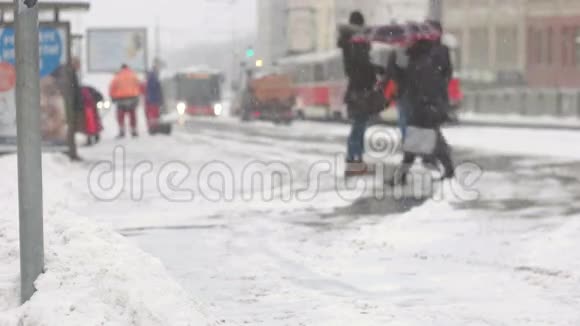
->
xmin=398 ymin=128 xmax=454 ymax=179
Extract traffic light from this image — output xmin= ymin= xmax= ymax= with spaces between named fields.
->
xmin=255 ymin=59 xmax=264 ymax=68
xmin=246 ymin=48 xmax=255 ymax=58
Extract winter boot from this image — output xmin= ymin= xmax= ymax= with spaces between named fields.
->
xmin=386 ymin=173 xmax=408 ymax=187
xmin=421 ymin=156 xmax=440 ymax=172
xmin=345 ymin=160 xmax=374 ymax=178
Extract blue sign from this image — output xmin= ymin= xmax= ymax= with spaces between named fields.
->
xmin=0 ymin=27 xmax=63 ymax=77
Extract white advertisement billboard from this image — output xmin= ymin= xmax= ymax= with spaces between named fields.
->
xmin=87 ymin=28 xmax=148 ymax=73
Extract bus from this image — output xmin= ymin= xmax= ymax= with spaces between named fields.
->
xmin=163 ymin=66 xmax=224 ymax=117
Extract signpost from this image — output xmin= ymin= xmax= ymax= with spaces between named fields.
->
xmin=13 ymin=0 xmax=44 ymax=303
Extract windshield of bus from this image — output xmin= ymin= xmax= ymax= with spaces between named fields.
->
xmin=176 ymin=74 xmax=221 ymax=107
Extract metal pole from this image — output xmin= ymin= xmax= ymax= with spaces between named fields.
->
xmin=429 ymin=0 xmax=443 ymax=22
xmin=155 ymin=16 xmax=161 ymax=59
xmin=227 ymin=0 xmax=235 ymax=89
xmin=14 ymin=0 xmax=44 ymax=303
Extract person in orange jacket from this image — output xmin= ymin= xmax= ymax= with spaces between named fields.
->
xmin=109 ymin=64 xmax=142 ymax=138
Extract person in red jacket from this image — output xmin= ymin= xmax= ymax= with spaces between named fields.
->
xmin=81 ymin=86 xmax=103 ymax=145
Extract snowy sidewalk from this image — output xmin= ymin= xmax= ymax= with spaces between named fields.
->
xmin=2 ymin=114 xmax=580 ymax=325
xmin=79 ymin=117 xmax=580 ymax=325
xmin=0 ymin=154 xmax=216 ymax=326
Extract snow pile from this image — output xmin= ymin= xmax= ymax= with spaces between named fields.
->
xmin=354 ymin=200 xmax=463 ymax=249
xmin=0 ymin=155 xmax=216 ymax=326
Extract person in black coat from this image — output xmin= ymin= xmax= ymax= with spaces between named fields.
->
xmin=338 ymin=11 xmax=384 ymax=175
xmin=389 ymin=36 xmax=455 ymax=185
xmin=52 ymin=58 xmax=83 ymax=161
xmin=406 ymin=40 xmax=444 ymax=127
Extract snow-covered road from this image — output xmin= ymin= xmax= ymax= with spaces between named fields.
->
xmin=38 ymin=117 xmax=580 ymax=325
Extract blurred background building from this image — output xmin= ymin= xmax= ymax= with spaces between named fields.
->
xmin=445 ymin=0 xmax=580 ymax=89
xmin=525 ymin=0 xmax=580 ymax=88
xmin=257 ymin=0 xmax=580 ymax=89
xmin=256 ymin=0 xmax=288 ymax=69
xmin=256 ymin=0 xmax=428 ymax=67
xmin=444 ymin=0 xmax=527 ymax=87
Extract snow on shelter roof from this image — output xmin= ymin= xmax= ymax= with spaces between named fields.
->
xmin=0 ymin=1 xmax=90 ymax=11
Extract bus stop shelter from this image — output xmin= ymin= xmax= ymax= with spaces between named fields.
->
xmin=0 ymin=0 xmax=90 ymax=153
xmin=0 ymin=1 xmax=90 ymax=23
xmin=0 ymin=0 xmax=91 ymax=303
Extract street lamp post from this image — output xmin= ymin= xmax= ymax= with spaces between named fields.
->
xmin=205 ymin=0 xmax=238 ymax=89
xmin=14 ymin=0 xmax=44 ymax=303
xmin=429 ymin=0 xmax=443 ymax=22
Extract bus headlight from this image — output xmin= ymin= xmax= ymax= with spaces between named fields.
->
xmin=177 ymin=102 xmax=187 ymax=115
xmin=213 ymin=103 xmax=223 ymax=116
xmin=97 ymin=100 xmax=112 ymax=111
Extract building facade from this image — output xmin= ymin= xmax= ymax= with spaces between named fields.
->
xmin=444 ymin=0 xmax=527 ymax=85
xmin=256 ymin=0 xmax=288 ymax=68
xmin=286 ymin=0 xmax=336 ymax=54
xmin=444 ymin=0 xmax=580 ymax=88
xmin=257 ymin=0 xmax=429 ymax=67
xmin=525 ymin=0 xmax=580 ymax=87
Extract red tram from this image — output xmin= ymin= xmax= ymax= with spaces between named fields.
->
xmin=276 ymin=23 xmax=463 ymax=123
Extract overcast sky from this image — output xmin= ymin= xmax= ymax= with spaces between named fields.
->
xmin=67 ymin=0 xmax=256 ymax=52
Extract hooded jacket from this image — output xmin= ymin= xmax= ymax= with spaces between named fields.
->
xmin=337 ymin=24 xmax=378 ymax=97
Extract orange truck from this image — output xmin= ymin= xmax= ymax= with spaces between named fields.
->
xmin=243 ymin=73 xmax=295 ymax=124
